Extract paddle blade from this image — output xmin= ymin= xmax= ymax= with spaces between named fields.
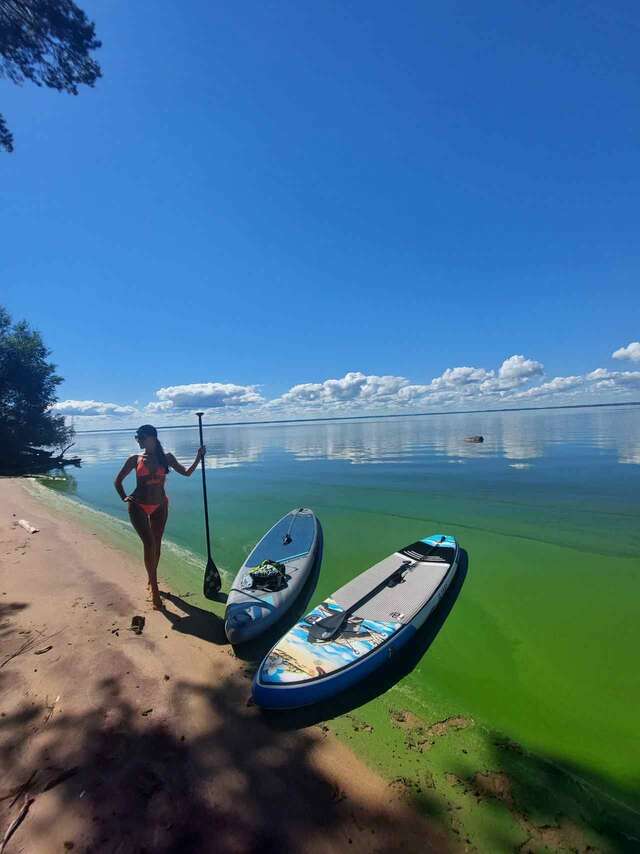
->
xmin=307 ymin=611 xmax=345 ymax=643
xmin=203 ymin=557 xmax=222 ymax=599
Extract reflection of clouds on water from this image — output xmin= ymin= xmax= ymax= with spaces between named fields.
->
xmin=172 ymin=426 xmax=264 ymax=470
xmin=281 ymin=418 xmax=433 ymax=465
xmin=70 ymin=405 xmax=640 ymax=470
xmin=73 ymin=426 xmax=265 ymax=470
xmin=71 ymin=431 xmax=135 ymax=464
xmin=498 ymin=413 xmax=545 ymax=461
xmin=280 ymin=412 xmax=546 ymax=465
xmin=585 ymin=407 xmax=640 ymax=465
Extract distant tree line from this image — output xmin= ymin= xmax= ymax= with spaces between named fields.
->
xmin=0 ymin=305 xmax=79 ymax=473
xmin=0 ymin=0 xmax=101 ymax=152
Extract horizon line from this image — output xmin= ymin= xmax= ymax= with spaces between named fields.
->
xmin=73 ymin=399 xmax=640 ymax=435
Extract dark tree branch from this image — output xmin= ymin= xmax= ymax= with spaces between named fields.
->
xmin=0 ymin=112 xmax=13 ymax=151
xmin=0 ymin=0 xmax=101 ymax=151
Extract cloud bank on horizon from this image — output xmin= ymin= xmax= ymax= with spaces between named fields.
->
xmin=52 ymin=344 xmax=640 ymax=429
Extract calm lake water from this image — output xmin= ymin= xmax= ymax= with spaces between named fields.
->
xmin=43 ymin=405 xmax=640 ymax=834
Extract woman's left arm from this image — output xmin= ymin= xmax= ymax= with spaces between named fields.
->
xmin=167 ymin=447 xmax=205 ymax=477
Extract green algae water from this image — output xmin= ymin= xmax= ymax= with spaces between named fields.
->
xmin=41 ymin=406 xmax=640 ymax=850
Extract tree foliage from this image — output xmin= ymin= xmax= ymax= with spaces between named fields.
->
xmin=0 ymin=0 xmax=101 ymax=152
xmin=0 ymin=305 xmax=74 ymax=470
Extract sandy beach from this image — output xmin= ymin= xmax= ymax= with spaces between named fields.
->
xmin=0 ymin=478 xmax=454 ymax=854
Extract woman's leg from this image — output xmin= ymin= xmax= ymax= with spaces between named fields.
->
xmin=128 ymin=502 xmax=162 ymax=607
xmin=150 ymin=499 xmax=168 ymax=592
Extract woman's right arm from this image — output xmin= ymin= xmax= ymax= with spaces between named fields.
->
xmin=114 ymin=455 xmax=137 ymax=501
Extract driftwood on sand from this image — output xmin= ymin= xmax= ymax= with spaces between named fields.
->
xmin=17 ymin=519 xmax=39 ymax=534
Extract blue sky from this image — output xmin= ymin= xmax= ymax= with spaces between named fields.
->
xmin=2 ymin=1 xmax=639 ymax=427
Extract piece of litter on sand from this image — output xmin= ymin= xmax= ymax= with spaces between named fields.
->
xmin=130 ymin=616 xmax=145 ymax=635
xmin=17 ymin=519 xmax=39 ymax=534
xmin=34 ymin=646 xmax=53 ymax=655
xmin=141 ymin=708 xmax=153 ymax=717
xmin=0 ymin=797 xmax=35 ymax=854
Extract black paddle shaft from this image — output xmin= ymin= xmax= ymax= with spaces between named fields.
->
xmin=308 ymin=536 xmax=446 ymax=642
xmin=196 ymin=412 xmax=221 ymax=597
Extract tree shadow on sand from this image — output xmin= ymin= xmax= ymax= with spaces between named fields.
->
xmin=260 ymin=550 xmax=469 ymax=731
xmin=0 ymin=671 xmax=451 ymax=853
xmin=0 ymin=600 xmax=29 ymax=641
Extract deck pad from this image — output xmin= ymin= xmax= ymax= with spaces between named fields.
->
xmin=260 ymin=599 xmax=401 ymax=684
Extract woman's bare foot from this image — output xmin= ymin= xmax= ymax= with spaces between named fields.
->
xmin=151 ymin=591 xmax=163 ymax=610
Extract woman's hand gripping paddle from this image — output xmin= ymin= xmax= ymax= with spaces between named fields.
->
xmin=196 ymin=412 xmax=222 ymax=599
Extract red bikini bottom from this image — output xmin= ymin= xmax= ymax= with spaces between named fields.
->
xmin=133 ymin=496 xmax=168 ymax=517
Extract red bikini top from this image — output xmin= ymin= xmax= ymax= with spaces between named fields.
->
xmin=136 ymin=456 xmax=168 ymax=486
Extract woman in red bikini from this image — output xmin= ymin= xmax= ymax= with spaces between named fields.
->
xmin=114 ymin=424 xmax=205 ymax=609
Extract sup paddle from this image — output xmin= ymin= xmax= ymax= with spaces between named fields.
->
xmin=196 ymin=412 xmax=222 ymax=599
xmin=308 ymin=535 xmax=446 ymax=643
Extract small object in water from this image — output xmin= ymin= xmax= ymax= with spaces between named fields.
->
xmin=463 ymin=435 xmax=484 ymax=443
xmin=17 ymin=519 xmax=39 ymax=534
xmin=130 ymin=615 xmax=145 ymax=635
xmin=34 ymin=646 xmax=53 ymax=655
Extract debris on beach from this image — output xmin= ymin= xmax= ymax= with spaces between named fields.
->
xmin=1 ymin=797 xmax=35 ymax=854
xmin=34 ymin=645 xmax=53 ymax=655
xmin=130 ymin=616 xmax=145 ymax=635
xmin=17 ymin=519 xmax=39 ymax=534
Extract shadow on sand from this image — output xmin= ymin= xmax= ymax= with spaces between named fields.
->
xmin=159 ymin=591 xmax=227 ymax=645
xmin=0 ymin=670 xmax=450 ymax=853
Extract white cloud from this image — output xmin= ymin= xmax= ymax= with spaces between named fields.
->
xmin=612 ymin=341 xmax=640 ymax=363
xmin=585 ymin=368 xmax=640 ymax=389
xmin=152 ymin=382 xmax=264 ymax=410
xmin=53 ymin=348 xmax=640 ymax=431
xmin=52 ymin=400 xmax=138 ymax=418
xmin=429 ymin=366 xmax=494 ymax=390
xmin=496 ymin=354 xmax=544 ymax=388
xmin=512 ymin=376 xmax=583 ymax=400
xmin=270 ymin=372 xmax=409 ymax=411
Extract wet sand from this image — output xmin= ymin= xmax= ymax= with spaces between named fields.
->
xmin=0 ymin=478 xmax=454 ymax=853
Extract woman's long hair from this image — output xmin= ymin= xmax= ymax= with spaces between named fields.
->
xmin=155 ymin=439 xmax=169 ymax=472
